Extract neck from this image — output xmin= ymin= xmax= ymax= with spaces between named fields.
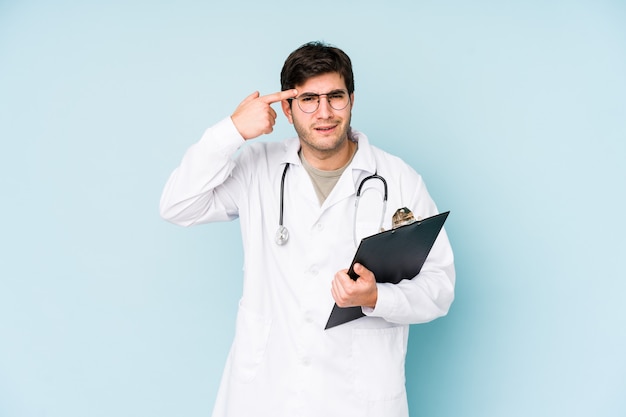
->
xmin=300 ymin=139 xmax=357 ymax=171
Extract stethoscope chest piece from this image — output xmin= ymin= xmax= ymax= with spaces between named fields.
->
xmin=275 ymin=225 xmax=289 ymax=246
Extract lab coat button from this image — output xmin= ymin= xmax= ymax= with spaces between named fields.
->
xmin=302 ymin=357 xmax=311 ymax=366
xmin=315 ymin=223 xmax=323 ymax=231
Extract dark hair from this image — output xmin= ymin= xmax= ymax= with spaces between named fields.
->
xmin=280 ymin=41 xmax=354 ymax=94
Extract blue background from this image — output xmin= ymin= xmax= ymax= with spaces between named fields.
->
xmin=1 ymin=1 xmax=625 ymax=416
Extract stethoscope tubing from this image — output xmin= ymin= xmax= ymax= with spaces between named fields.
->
xmin=279 ymin=163 xmax=289 ymax=227
xmin=276 ymin=163 xmax=388 ymax=246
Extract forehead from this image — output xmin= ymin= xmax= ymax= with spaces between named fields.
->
xmin=296 ymin=72 xmax=347 ymax=93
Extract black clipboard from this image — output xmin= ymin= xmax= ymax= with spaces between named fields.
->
xmin=325 ymin=211 xmax=450 ymax=330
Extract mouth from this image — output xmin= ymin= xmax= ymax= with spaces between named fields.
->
xmin=314 ymin=124 xmax=338 ymax=134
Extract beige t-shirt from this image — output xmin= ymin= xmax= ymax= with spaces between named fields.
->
xmin=300 ymin=148 xmax=356 ymax=205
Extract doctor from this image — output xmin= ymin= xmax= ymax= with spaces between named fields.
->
xmin=160 ymin=41 xmax=455 ymax=417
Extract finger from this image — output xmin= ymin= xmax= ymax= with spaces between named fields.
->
xmin=331 ymin=280 xmax=338 ymax=299
xmin=333 ymin=270 xmax=347 ymax=286
xmin=242 ymin=91 xmax=261 ymax=103
xmin=331 ymin=274 xmax=341 ymax=294
xmin=237 ymin=91 xmax=260 ymax=109
xmin=260 ymin=89 xmax=298 ymax=104
xmin=353 ymin=263 xmax=369 ymax=278
xmin=263 ymin=111 xmax=277 ymax=133
xmin=350 ymin=265 xmax=365 ymax=285
xmin=331 ymin=279 xmax=346 ymax=305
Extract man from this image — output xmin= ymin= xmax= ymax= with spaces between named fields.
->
xmin=160 ymin=41 xmax=455 ymax=417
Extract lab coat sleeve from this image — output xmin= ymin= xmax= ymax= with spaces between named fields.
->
xmin=362 ymin=231 xmax=455 ymax=324
xmin=159 ymin=117 xmax=246 ymax=226
xmin=361 ymin=168 xmax=456 ymax=325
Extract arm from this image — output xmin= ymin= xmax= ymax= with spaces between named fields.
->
xmin=159 ymin=90 xmax=298 ymax=226
xmin=159 ymin=117 xmax=245 ymax=226
xmin=331 ymin=231 xmax=455 ymax=325
xmin=363 ymin=231 xmax=455 ymax=324
xmin=330 ymin=168 xmax=455 ymax=324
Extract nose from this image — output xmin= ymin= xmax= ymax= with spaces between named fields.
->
xmin=315 ymin=95 xmax=333 ymax=118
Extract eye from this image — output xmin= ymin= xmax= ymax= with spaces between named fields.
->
xmin=329 ymin=93 xmax=345 ymax=100
xmin=300 ymin=96 xmax=317 ymax=103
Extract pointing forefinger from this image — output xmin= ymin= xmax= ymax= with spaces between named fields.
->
xmin=260 ymin=89 xmax=298 ymax=104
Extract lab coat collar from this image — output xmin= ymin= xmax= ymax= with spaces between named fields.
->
xmin=278 ymin=130 xmax=378 ymax=213
xmin=280 ymin=137 xmax=303 ymax=166
xmin=349 ymin=130 xmax=377 ymax=175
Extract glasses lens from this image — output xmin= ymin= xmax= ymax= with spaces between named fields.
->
xmin=297 ymin=95 xmax=319 ymax=113
xmin=328 ymin=92 xmax=349 ymax=110
xmin=295 ymin=91 xmax=350 ymax=113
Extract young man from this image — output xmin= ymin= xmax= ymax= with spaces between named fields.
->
xmin=160 ymin=41 xmax=455 ymax=417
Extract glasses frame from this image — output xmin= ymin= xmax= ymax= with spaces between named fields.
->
xmin=289 ymin=89 xmax=351 ymax=114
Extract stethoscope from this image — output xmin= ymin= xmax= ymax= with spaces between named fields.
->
xmin=275 ymin=163 xmax=388 ymax=246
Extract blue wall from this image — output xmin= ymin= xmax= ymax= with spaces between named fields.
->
xmin=1 ymin=1 xmax=624 ymax=416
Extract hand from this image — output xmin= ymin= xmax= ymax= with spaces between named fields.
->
xmin=231 ymin=89 xmax=298 ymax=140
xmin=331 ymin=263 xmax=378 ymax=309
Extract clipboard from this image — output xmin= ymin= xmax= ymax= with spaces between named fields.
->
xmin=325 ymin=211 xmax=450 ymax=330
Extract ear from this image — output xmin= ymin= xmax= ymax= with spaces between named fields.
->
xmin=350 ymin=92 xmax=355 ymax=109
xmin=281 ymin=99 xmax=294 ymax=124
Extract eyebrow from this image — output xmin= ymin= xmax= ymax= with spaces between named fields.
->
xmin=299 ymin=89 xmax=347 ymax=97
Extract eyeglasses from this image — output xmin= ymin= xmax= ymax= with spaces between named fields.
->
xmin=289 ymin=90 xmax=351 ymax=114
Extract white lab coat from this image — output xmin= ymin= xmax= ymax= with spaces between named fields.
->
xmin=160 ymin=117 xmax=455 ymax=417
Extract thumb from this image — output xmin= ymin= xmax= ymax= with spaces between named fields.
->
xmin=353 ymin=263 xmax=365 ymax=275
xmin=354 ymin=263 xmax=373 ymax=281
xmin=241 ymin=91 xmax=260 ymax=104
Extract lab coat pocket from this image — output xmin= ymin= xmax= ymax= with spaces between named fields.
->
xmin=352 ymin=326 xmax=406 ymax=401
xmin=231 ymin=303 xmax=272 ymax=383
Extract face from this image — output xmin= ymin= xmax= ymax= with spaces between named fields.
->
xmin=281 ymin=72 xmax=355 ymax=162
